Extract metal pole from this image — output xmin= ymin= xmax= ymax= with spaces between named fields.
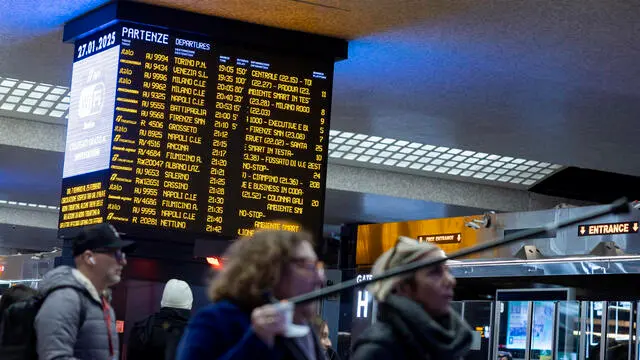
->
xmin=579 ymin=302 xmax=587 ymax=360
xmin=601 ymin=301 xmax=609 ymax=360
xmin=525 ymin=301 xmax=534 ymax=360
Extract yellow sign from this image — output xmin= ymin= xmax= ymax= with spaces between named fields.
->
xmin=578 ymin=222 xmax=639 ymax=236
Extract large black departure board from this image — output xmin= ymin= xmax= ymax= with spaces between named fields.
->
xmin=59 ymin=16 xmax=339 ymax=240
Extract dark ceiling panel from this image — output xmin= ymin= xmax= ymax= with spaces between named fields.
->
xmin=530 ymin=167 xmax=640 ymax=204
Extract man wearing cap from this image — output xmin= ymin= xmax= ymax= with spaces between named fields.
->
xmin=35 ymin=223 xmax=133 ymax=360
xmin=351 ymin=236 xmax=473 ymax=360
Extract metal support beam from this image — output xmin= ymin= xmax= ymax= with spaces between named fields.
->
xmin=0 ymin=115 xmax=65 ymax=152
xmin=327 ymin=163 xmax=590 ymax=212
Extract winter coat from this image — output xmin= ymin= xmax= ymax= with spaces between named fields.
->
xmin=351 ymin=294 xmax=473 ymax=360
xmin=35 ymin=266 xmax=118 ymax=360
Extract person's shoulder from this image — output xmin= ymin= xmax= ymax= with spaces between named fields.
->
xmin=192 ymin=300 xmax=250 ymax=326
xmin=351 ymin=321 xmax=400 ymax=359
xmin=355 ymin=321 xmax=396 ymax=345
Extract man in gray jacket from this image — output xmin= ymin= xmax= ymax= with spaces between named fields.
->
xmin=35 ymin=223 xmax=133 ymax=360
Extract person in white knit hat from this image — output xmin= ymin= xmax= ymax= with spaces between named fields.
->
xmin=128 ymin=279 xmax=193 ymax=360
xmin=351 ymin=236 xmax=473 ymax=360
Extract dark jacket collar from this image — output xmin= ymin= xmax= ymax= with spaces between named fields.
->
xmin=377 ymin=294 xmax=474 ymax=359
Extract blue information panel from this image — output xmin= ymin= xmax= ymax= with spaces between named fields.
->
xmin=59 ymin=23 xmax=333 ymax=240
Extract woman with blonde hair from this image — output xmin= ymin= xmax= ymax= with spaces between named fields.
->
xmin=177 ymin=228 xmax=327 ymax=360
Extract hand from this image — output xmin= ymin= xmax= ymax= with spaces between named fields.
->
xmin=251 ymin=304 xmax=287 ymax=347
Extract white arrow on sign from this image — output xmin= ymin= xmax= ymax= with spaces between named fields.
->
xmin=580 ymin=226 xmax=586 ymax=235
xmin=633 ymin=222 xmax=639 ymax=232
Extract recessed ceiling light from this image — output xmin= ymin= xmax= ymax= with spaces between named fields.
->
xmin=356 ymin=155 xmax=371 ymax=162
xmin=523 ymin=179 xmax=536 ymax=186
xmin=0 ymin=103 xmax=15 ymax=110
xmin=408 ymin=142 xmax=421 ymax=148
xmin=397 ymin=161 xmax=410 ymax=168
xmin=368 ymin=136 xmax=382 ymax=142
xmin=494 ymin=168 xmax=508 ymax=175
xmin=452 ymin=155 xmax=466 ymax=162
xmin=345 ymin=139 xmax=360 ymax=146
xmin=372 ymin=143 xmax=386 ymax=150
xmin=391 ymin=153 xmax=405 ymax=160
xmin=427 ymin=151 xmax=440 ymax=157
xmin=440 ymin=153 xmax=453 ymax=160
xmin=1 ymin=79 xmax=17 ymax=87
xmin=353 ymin=134 xmax=368 ymax=140
xmin=34 ymin=85 xmax=51 ymax=92
xmin=0 ymin=87 xmax=10 ymax=94
xmin=381 ymin=138 xmax=396 ymax=144
xmin=502 ymin=163 xmax=516 ymax=169
xmin=330 ymin=130 xmax=340 ymax=136
xmin=465 ymin=158 xmax=479 ymax=164
xmin=364 ymin=149 xmax=379 ymax=156
xmin=404 ymin=155 xmax=418 ymax=162
xmin=16 ymin=105 xmax=31 ymax=113
xmin=456 ymin=163 xmax=470 ymax=170
xmin=422 ymin=165 xmax=436 ymax=172
xmin=39 ymin=101 xmax=54 ymax=108
xmin=45 ymin=94 xmax=60 ymax=101
xmin=498 ymin=176 xmax=512 ymax=182
xmin=399 ymin=147 xmax=413 ymax=154
xmin=473 ymin=172 xmax=488 ymax=179
xmin=33 ymin=108 xmax=48 ymax=115
xmin=6 ymin=95 xmax=20 ymax=103
xmin=351 ymin=147 xmax=365 ymax=154
xmin=51 ymin=87 xmax=67 ymax=95
xmin=49 ymin=110 xmax=65 ymax=117
xmin=359 ymin=141 xmax=373 ymax=148
xmin=510 ymin=178 xmax=524 ymax=184
xmin=11 ymin=89 xmax=27 ymax=96
xmin=435 ymin=146 xmax=449 ymax=152
xmin=422 ymin=145 xmax=436 ymax=151
xmin=328 ymin=143 xmax=338 ymax=150
xmin=329 ymin=151 xmax=344 ymax=158
xmin=435 ymin=167 xmax=449 ymax=173
xmin=340 ymin=132 xmax=354 ymax=138
xmin=395 ymin=140 xmax=410 ymax=146
xmin=386 ymin=145 xmax=401 ymax=152
xmin=333 ymin=137 xmax=345 ymax=144
xmin=417 ymin=157 xmax=431 ymax=164
xmin=27 ymin=92 xmax=44 ymax=99
xmin=461 ymin=170 xmax=474 ymax=177
xmin=444 ymin=161 xmax=458 ymax=167
xmin=413 ymin=150 xmax=427 ymax=156
xmin=378 ymin=151 xmax=392 ymax=158
xmin=383 ymin=159 xmax=398 ymax=166
xmin=343 ymin=153 xmax=358 ymax=160
xmin=370 ymin=157 xmax=384 ymax=164
xmin=448 ymin=168 xmax=462 ymax=175
xmin=409 ymin=163 xmax=423 ymax=169
xmin=337 ymin=145 xmax=352 ymax=152
xmin=512 ymin=158 xmax=526 ymax=164
xmin=486 ymin=174 xmax=499 ymax=181
xmin=431 ymin=159 xmax=445 ymax=166
xmin=18 ymin=82 xmax=33 ymax=90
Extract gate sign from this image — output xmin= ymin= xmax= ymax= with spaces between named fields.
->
xmin=578 ymin=222 xmax=639 ymax=236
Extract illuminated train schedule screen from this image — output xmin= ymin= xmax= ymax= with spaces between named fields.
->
xmin=59 ymin=23 xmax=333 ymax=239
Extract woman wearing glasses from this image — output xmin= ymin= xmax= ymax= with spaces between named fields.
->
xmin=177 ymin=228 xmax=327 ymax=360
xmin=351 ymin=236 xmax=473 ymax=360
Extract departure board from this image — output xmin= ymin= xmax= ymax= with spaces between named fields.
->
xmin=59 ymin=22 xmax=333 ymax=240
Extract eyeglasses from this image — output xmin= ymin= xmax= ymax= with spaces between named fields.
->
xmin=94 ymin=248 xmax=126 ymax=263
xmin=290 ymin=257 xmax=324 ymax=273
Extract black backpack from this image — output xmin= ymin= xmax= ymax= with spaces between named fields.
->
xmin=0 ymin=285 xmax=86 ymax=360
xmin=129 ymin=315 xmax=186 ymax=360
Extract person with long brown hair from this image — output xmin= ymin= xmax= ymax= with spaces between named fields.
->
xmin=177 ymin=228 xmax=326 ymax=360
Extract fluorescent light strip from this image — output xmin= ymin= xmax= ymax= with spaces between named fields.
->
xmin=0 ymin=199 xmax=59 ymax=210
xmin=328 ymin=130 xmax=563 ymax=187
xmin=0 ymin=76 xmax=69 ymax=119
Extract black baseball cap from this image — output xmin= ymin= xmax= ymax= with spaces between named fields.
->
xmin=72 ymin=223 xmax=135 ymax=257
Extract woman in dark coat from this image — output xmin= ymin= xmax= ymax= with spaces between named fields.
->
xmin=177 ymin=229 xmax=327 ymax=360
xmin=351 ymin=237 xmax=473 ymax=360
